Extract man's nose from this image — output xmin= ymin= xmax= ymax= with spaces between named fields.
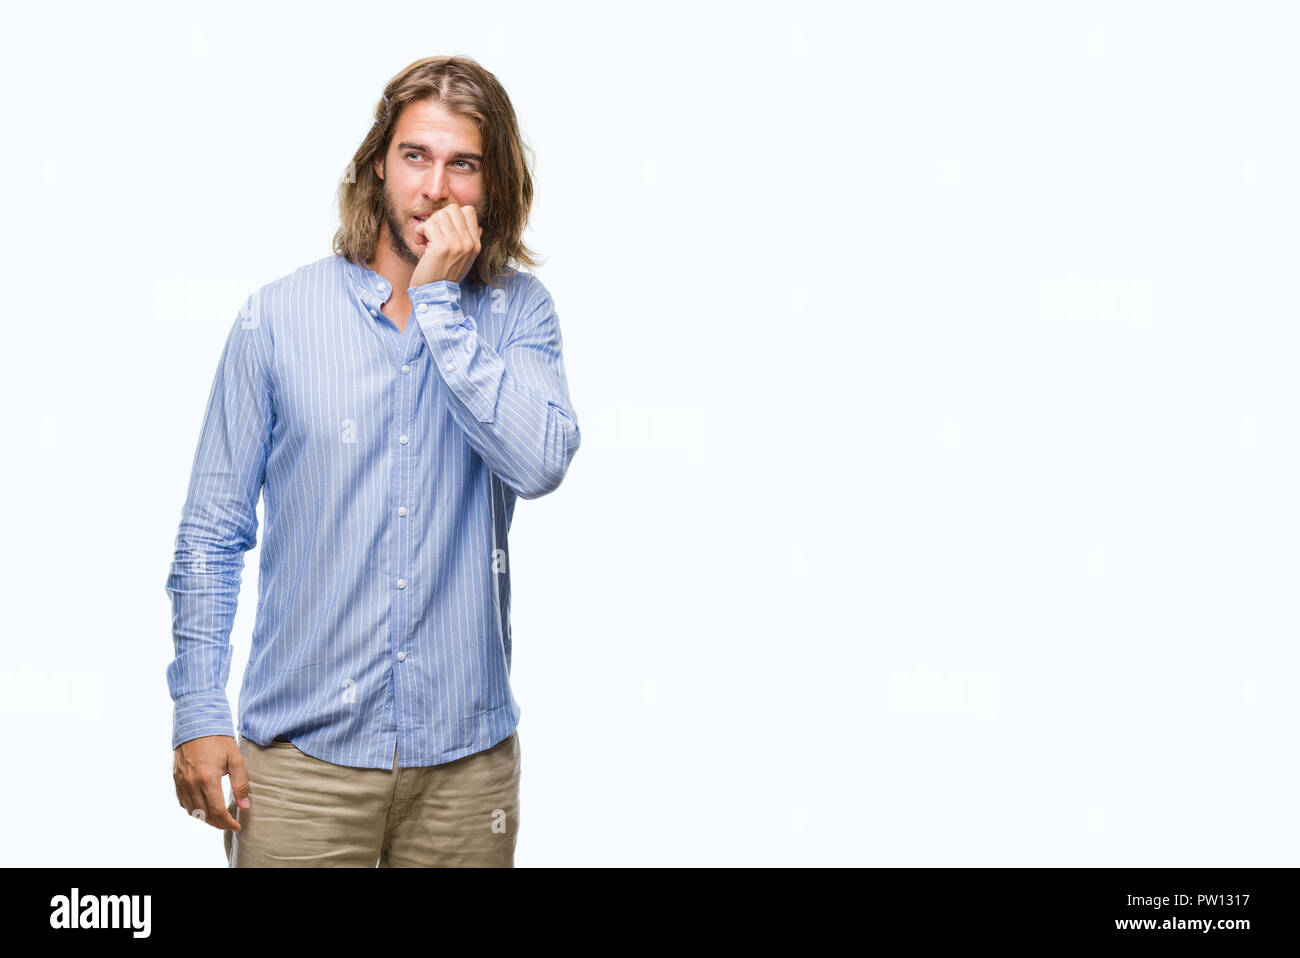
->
xmin=422 ymin=164 xmax=452 ymax=201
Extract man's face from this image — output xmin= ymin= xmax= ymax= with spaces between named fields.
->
xmin=373 ymin=98 xmax=486 ymax=266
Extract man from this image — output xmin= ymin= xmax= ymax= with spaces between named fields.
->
xmin=166 ymin=55 xmax=580 ymax=867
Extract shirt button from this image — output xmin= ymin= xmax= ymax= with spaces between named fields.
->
xmin=444 ymin=363 xmax=455 ymax=372
xmin=398 ymin=506 xmax=407 ymax=517
xmin=377 ymin=282 xmax=386 ymax=291
xmin=417 ymin=303 xmax=428 ymax=312
xmin=369 ymin=308 xmax=377 ymax=316
xmin=399 ymin=434 xmax=409 ymax=445
xmin=397 ymin=650 xmax=406 ymax=661
xmin=397 ymin=578 xmax=406 ymax=589
xmin=401 ymin=364 xmax=410 ymax=374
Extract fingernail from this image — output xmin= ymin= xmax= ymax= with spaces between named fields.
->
xmin=239 ymin=797 xmax=251 ymax=808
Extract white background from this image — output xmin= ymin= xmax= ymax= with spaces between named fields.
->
xmin=1 ymin=0 xmax=1295 ymax=866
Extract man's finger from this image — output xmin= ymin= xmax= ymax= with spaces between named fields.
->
xmin=175 ymin=775 xmax=196 ymax=817
xmin=461 ymin=207 xmax=480 ymax=246
xmin=199 ymin=776 xmax=240 ymax=831
xmin=443 ymin=204 xmax=471 ymax=240
xmin=227 ymin=748 xmax=251 ymax=810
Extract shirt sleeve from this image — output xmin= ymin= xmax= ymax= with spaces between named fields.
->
xmin=411 ymin=277 xmax=581 ymax=499
xmin=164 ymin=296 xmax=274 ymax=749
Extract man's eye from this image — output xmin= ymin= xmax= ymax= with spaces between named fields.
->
xmin=405 ymin=153 xmax=474 ymax=170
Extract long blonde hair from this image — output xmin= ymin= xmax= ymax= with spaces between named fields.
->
xmin=333 ymin=55 xmax=542 ymax=289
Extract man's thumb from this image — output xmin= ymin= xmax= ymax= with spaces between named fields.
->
xmin=228 ymin=750 xmax=251 ymax=809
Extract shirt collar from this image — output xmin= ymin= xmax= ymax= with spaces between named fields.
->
xmin=340 ymin=254 xmax=393 ymax=308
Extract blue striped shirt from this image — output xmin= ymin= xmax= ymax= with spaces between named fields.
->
xmin=165 ymin=253 xmax=580 ymax=768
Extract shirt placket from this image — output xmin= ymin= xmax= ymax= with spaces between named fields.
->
xmin=354 ymin=266 xmax=422 ymax=767
xmin=390 ymin=316 xmax=425 ymax=766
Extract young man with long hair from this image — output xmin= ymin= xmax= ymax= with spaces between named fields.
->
xmin=166 ymin=55 xmax=580 ymax=867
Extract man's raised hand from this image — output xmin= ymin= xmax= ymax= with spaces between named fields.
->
xmin=411 ymin=204 xmax=483 ymax=288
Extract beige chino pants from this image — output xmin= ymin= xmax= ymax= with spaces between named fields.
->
xmin=223 ymin=731 xmax=520 ymax=867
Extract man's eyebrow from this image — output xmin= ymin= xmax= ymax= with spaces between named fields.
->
xmin=396 ymin=141 xmax=483 ymax=162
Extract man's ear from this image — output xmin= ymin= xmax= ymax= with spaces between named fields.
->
xmin=372 ymin=153 xmax=384 ymax=180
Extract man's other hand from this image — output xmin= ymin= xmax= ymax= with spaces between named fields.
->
xmin=173 ymin=735 xmax=250 ymax=831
